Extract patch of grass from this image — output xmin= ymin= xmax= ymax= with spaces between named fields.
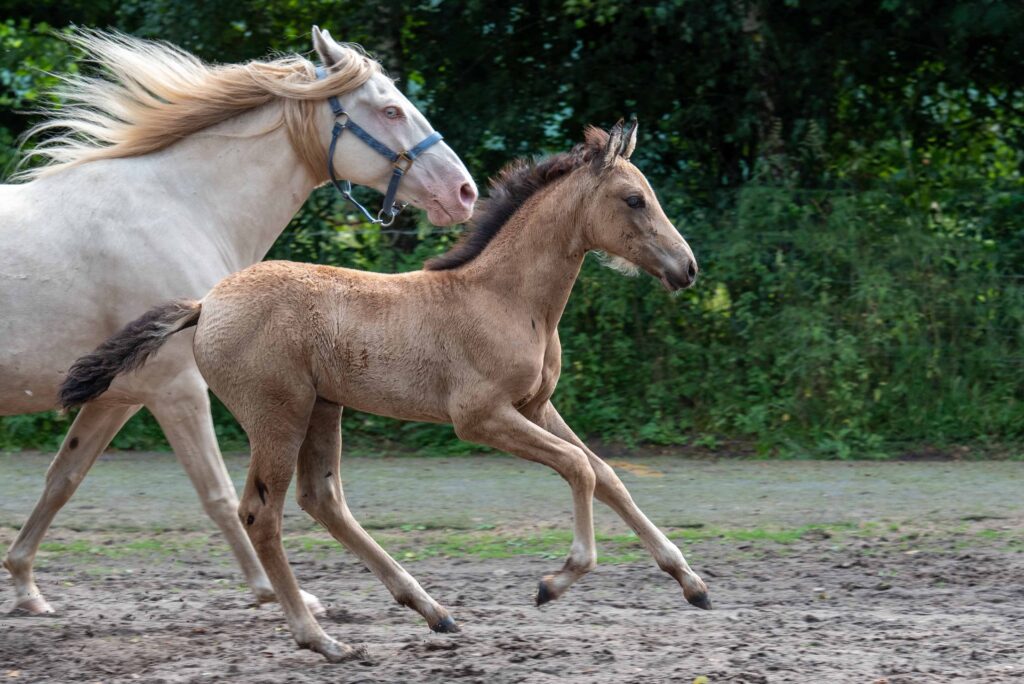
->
xmin=38 ymin=535 xmax=207 ymax=559
xmin=285 ymin=529 xmax=649 ymax=562
xmin=37 ymin=518 xmax=986 ymax=570
xmin=415 ymin=529 xmax=581 ymax=560
xmin=279 ymin=522 xmax=866 ymax=564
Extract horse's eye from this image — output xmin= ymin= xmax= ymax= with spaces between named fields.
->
xmin=625 ymin=195 xmax=645 ymax=209
xmin=383 ymin=106 xmax=403 ymax=120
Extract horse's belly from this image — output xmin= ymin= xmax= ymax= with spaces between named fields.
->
xmin=318 ymin=369 xmax=451 ymax=425
xmin=343 ymin=396 xmax=449 ymax=425
xmin=0 ymin=276 xmax=90 ymax=413
xmin=0 ymin=378 xmax=62 ymax=415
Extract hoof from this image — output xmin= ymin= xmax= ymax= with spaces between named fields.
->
xmin=305 ymin=637 xmax=368 ymax=664
xmin=255 ymin=588 xmax=326 ymax=617
xmin=687 ymin=593 xmax=712 ymax=610
xmin=12 ymin=596 xmax=55 ymax=615
xmin=431 ymin=615 xmax=460 ymax=633
xmin=300 ymin=589 xmax=327 ymax=617
xmin=535 ymin=580 xmax=554 ymax=607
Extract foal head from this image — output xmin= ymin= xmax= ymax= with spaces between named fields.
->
xmin=312 ymin=27 xmax=477 ymax=225
xmin=424 ymin=119 xmax=696 ymax=285
xmin=579 ymin=120 xmax=697 ymax=291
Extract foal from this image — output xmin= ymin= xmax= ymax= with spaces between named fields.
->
xmin=61 ymin=120 xmax=709 ymax=662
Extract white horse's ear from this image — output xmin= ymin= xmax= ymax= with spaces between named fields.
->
xmin=312 ymin=25 xmax=345 ymax=67
xmin=621 ymin=117 xmax=638 ymax=160
xmin=595 ymin=119 xmax=625 ymax=172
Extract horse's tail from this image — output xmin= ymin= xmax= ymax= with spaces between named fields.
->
xmin=59 ymin=299 xmax=202 ymax=409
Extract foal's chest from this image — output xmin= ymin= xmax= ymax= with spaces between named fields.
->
xmin=502 ymin=336 xmax=558 ymax=410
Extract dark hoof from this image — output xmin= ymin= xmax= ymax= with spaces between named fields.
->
xmin=535 ymin=581 xmax=554 ymax=607
xmin=687 ymin=593 xmax=713 ymax=610
xmin=431 ymin=615 xmax=460 ymax=633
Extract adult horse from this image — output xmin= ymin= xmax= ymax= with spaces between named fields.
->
xmin=61 ymin=120 xmax=709 ymax=662
xmin=0 ymin=27 xmax=477 ymax=615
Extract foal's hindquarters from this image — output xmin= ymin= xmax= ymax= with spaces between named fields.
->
xmin=193 ymin=271 xmax=460 ymax=661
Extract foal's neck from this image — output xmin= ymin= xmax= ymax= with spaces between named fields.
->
xmin=461 ymin=180 xmax=589 ymax=333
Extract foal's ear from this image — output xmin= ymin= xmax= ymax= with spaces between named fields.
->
xmin=312 ymin=25 xmax=346 ymax=67
xmin=620 ymin=116 xmax=638 ymax=160
xmin=594 ymin=119 xmax=625 ymax=173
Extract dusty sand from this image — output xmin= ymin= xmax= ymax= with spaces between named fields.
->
xmin=1 ymin=452 xmax=1021 ymax=682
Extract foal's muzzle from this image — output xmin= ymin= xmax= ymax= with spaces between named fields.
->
xmin=660 ymin=258 xmax=699 ymax=291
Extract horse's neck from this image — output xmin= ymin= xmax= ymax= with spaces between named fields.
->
xmin=130 ymin=102 xmax=318 ymax=271
xmin=463 ymin=187 xmax=588 ymax=331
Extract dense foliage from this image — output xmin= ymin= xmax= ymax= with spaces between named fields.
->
xmin=2 ymin=1 xmax=1022 ymax=456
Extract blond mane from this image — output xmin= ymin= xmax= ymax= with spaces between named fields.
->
xmin=15 ymin=29 xmax=383 ymax=181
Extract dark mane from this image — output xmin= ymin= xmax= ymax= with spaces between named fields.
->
xmin=424 ymin=127 xmax=609 ymax=271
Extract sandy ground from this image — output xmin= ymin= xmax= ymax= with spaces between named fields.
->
xmin=0 ymin=451 xmax=1022 ymax=683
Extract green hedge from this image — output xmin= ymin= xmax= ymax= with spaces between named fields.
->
xmin=4 ymin=184 xmax=1021 ymax=457
xmin=3 ymin=8 xmax=1023 ymax=457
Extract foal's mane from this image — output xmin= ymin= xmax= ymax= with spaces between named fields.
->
xmin=424 ymin=127 xmax=609 ymax=271
xmin=15 ymin=29 xmax=383 ymax=181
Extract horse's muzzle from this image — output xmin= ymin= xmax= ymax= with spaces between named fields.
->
xmin=660 ymin=258 xmax=698 ymax=291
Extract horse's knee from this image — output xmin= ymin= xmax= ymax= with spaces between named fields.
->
xmin=40 ymin=470 xmax=82 ymax=506
xmin=297 ymin=484 xmax=349 ymax=530
xmin=297 ymin=488 xmax=327 ymax=520
xmin=243 ymin=516 xmax=280 ymax=547
xmin=563 ymin=447 xmax=596 ymax=491
xmin=590 ymin=460 xmax=632 ymax=502
xmin=237 ymin=499 xmax=279 ymax=546
xmin=201 ymin=490 xmax=240 ymax=522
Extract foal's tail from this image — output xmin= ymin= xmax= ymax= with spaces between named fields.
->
xmin=59 ymin=299 xmax=202 ymax=409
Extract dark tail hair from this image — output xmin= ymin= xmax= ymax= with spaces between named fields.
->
xmin=59 ymin=299 xmax=202 ymax=409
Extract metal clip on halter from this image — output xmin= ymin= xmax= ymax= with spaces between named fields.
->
xmin=316 ymin=66 xmax=444 ymax=227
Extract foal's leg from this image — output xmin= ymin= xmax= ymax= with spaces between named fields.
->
xmin=454 ymin=404 xmax=597 ymax=605
xmin=530 ymin=401 xmax=710 ymax=609
xmin=295 ymin=399 xmax=457 ymax=632
xmin=4 ymin=402 xmax=139 ymax=614
xmin=237 ymin=398 xmax=360 ymax=663
xmin=148 ymin=386 xmax=323 ymax=614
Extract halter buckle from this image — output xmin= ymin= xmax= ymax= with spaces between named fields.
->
xmin=394 ymin=153 xmax=414 ymax=173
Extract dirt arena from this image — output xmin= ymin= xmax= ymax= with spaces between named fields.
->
xmin=1 ymin=452 xmax=1022 ymax=683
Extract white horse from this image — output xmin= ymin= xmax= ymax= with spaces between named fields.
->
xmin=0 ymin=27 xmax=477 ymax=616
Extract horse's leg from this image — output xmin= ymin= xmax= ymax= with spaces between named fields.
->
xmin=454 ymin=404 xmax=597 ymax=605
xmin=3 ymin=402 xmax=140 ymax=614
xmin=530 ymin=400 xmax=710 ymax=609
xmin=237 ymin=395 xmax=360 ymax=663
xmin=148 ymin=385 xmax=324 ymax=614
xmin=295 ymin=398 xmax=457 ymax=632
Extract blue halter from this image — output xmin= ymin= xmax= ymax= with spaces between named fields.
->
xmin=315 ymin=66 xmax=444 ymax=227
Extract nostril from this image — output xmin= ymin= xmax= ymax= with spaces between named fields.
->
xmin=687 ymin=261 xmax=698 ymax=281
xmin=459 ymin=182 xmax=477 ymax=207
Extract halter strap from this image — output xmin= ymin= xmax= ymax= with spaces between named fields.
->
xmin=315 ymin=66 xmax=444 ymax=226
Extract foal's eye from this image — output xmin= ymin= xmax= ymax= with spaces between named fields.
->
xmin=625 ymin=195 xmax=645 ymax=209
xmin=383 ymin=106 xmax=403 ymax=120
